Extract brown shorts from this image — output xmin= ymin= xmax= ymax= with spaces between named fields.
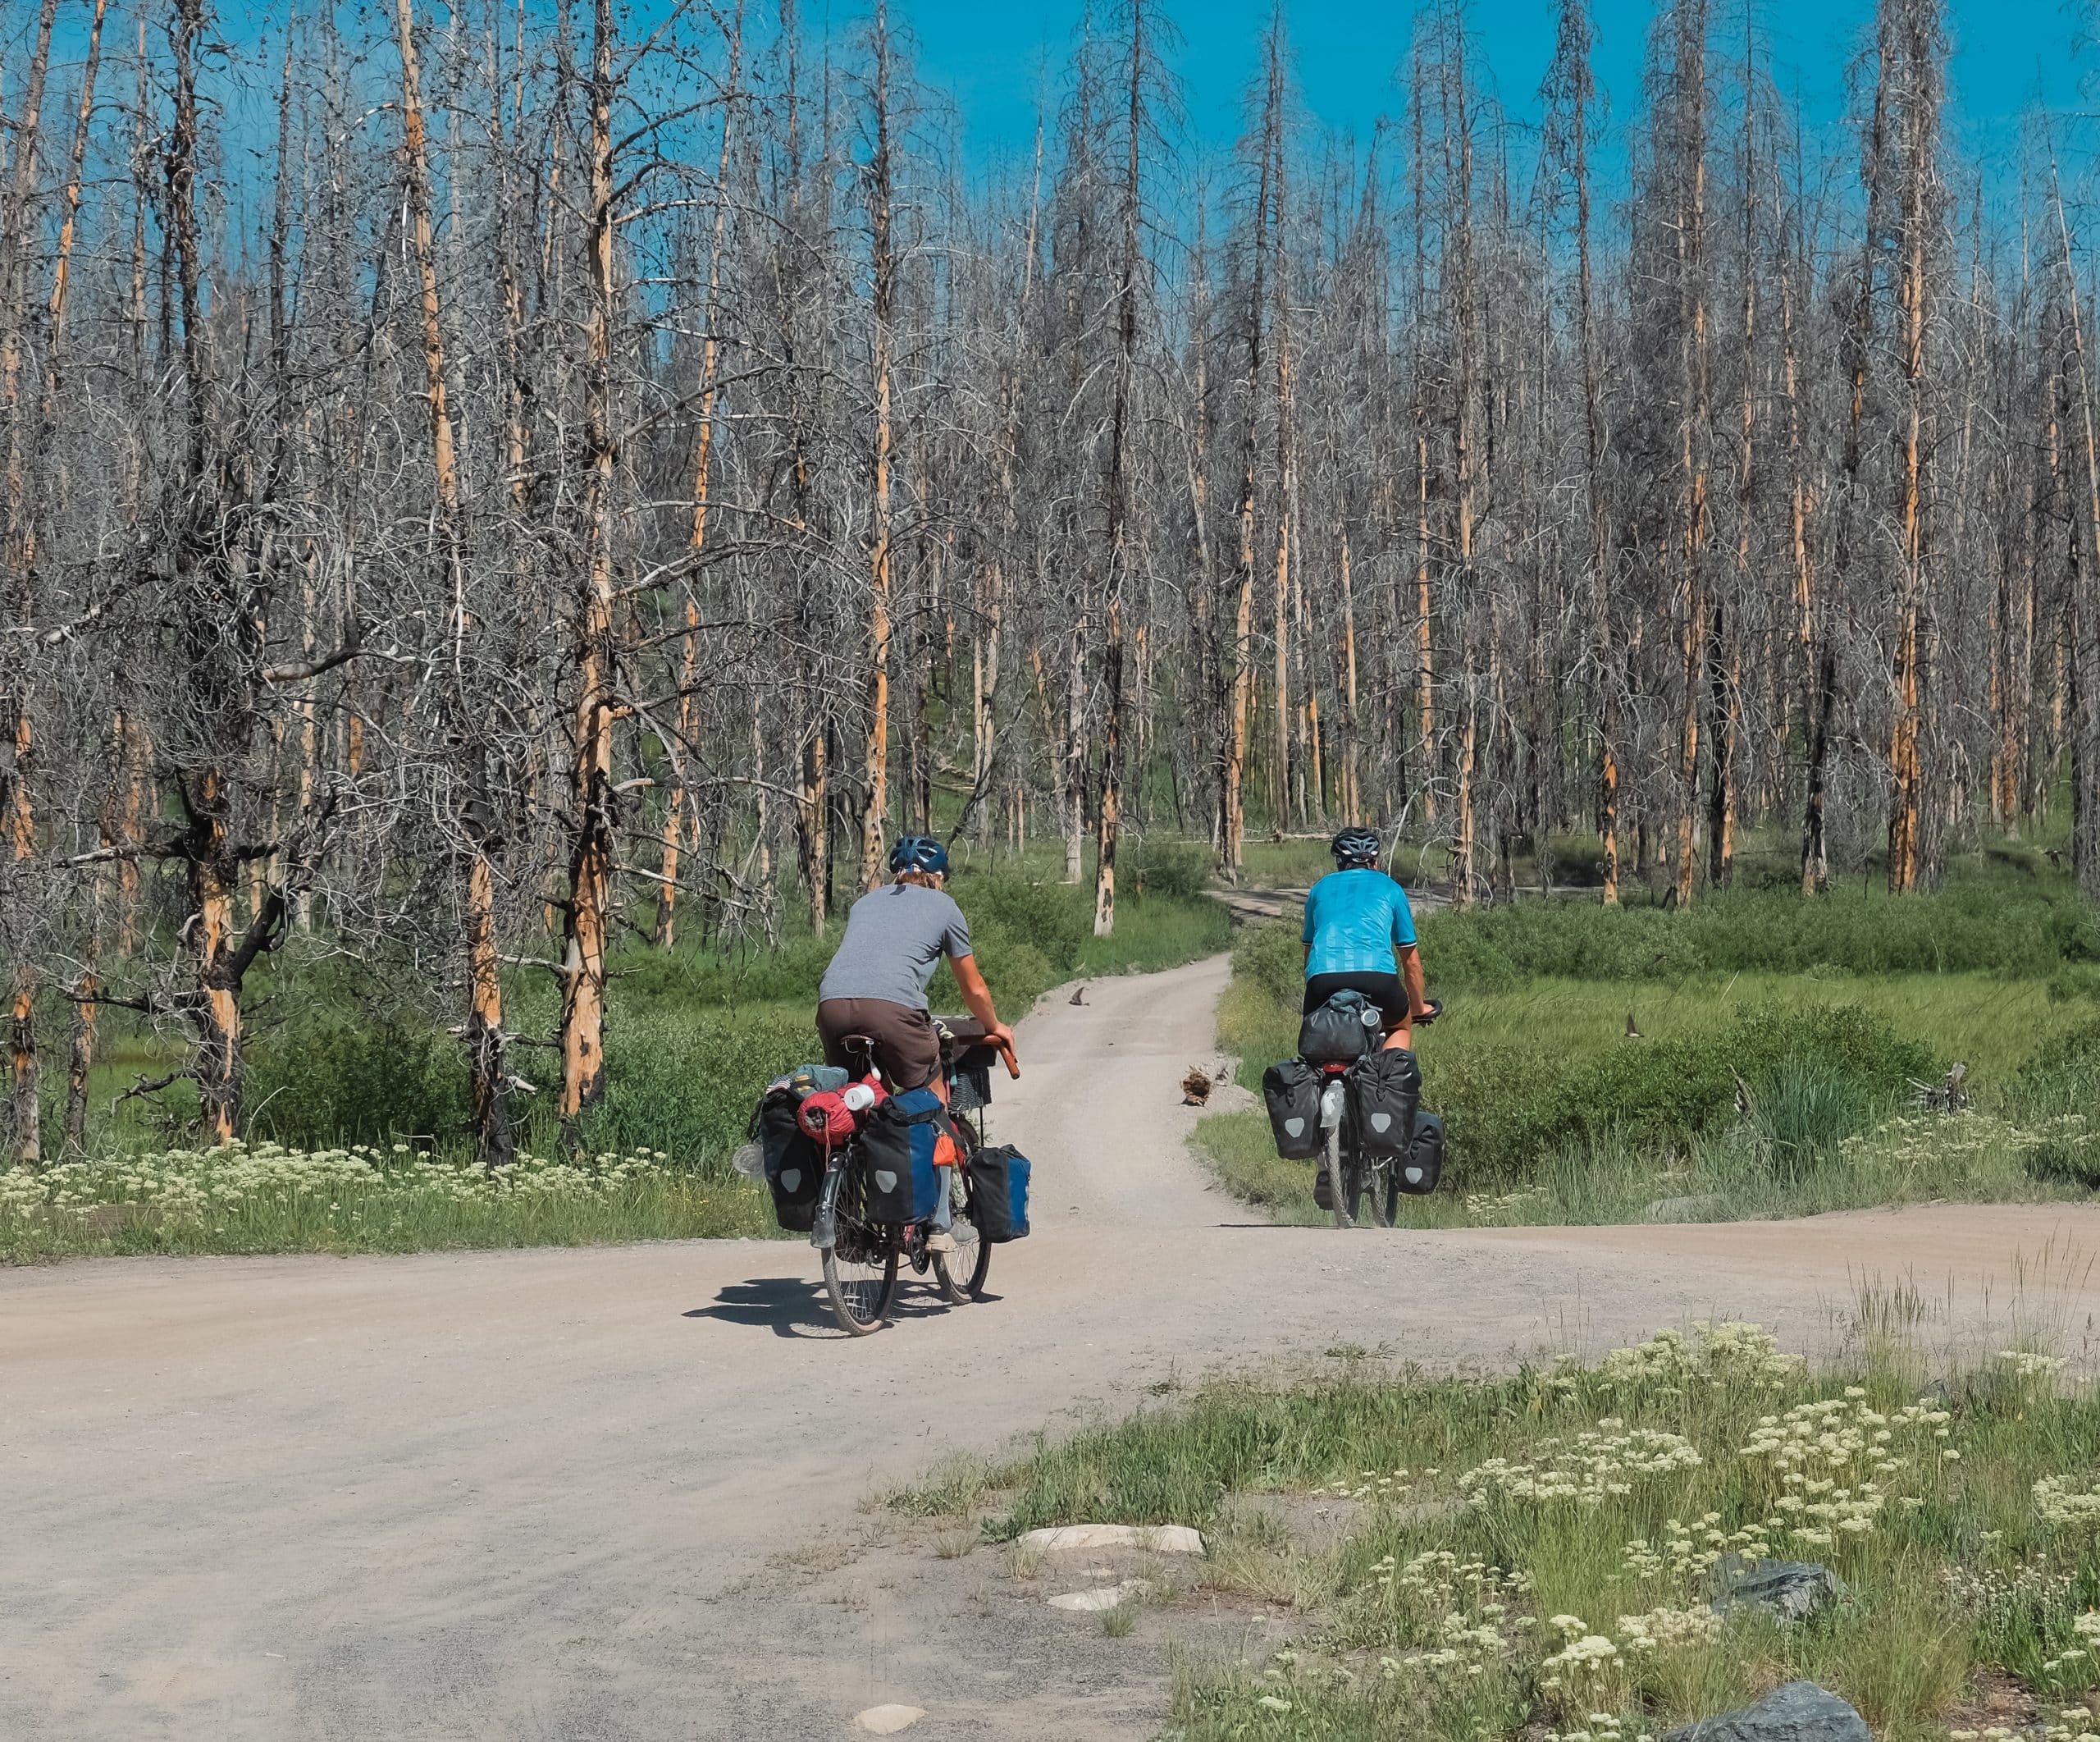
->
xmin=815 ymin=998 xmax=942 ymax=1091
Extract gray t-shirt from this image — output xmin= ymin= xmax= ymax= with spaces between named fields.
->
xmin=818 ymin=881 xmax=974 ymax=1010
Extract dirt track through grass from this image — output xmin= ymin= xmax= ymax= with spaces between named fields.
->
xmin=5 ymin=953 xmax=2098 ymax=1740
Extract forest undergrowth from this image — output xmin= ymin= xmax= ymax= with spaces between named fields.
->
xmin=1201 ymin=843 xmax=2100 ymax=1228
xmin=895 ymin=1319 xmax=2100 ymax=1742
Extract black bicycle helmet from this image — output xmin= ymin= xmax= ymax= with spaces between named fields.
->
xmin=1331 ymin=826 xmax=1381 ymax=868
xmin=888 ymin=834 xmax=950 ymax=877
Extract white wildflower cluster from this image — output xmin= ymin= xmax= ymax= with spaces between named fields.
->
xmin=1255 ymin=1646 xmax=1358 ymax=1717
xmin=1463 ymin=1186 xmax=1543 ymax=1224
xmin=1363 ymin=1550 xmax=1533 ymax=1691
xmin=1614 ymin=1606 xmax=1724 ymax=1655
xmin=1621 ymin=1512 xmax=1778 ymax=1584
xmin=1534 ymin=1607 xmax=1721 ymax=1717
xmin=2000 ymin=1350 xmax=2072 ymax=1382
xmin=1945 ymin=1559 xmax=2079 ymax=1629
xmin=1595 ymin=1322 xmax=1806 ymax=1395
xmin=2038 ymin=1611 xmax=2100 ymax=1683
xmin=1537 ymin=1616 xmax=1626 ymax=1706
xmin=1546 ymin=1712 xmax=1654 ymax=1742
xmin=1839 ymin=1111 xmax=2095 ymax=1181
xmin=1310 ymin=1466 xmax=1427 ymax=1503
xmin=1738 ymin=1388 xmax=1952 ymax=1549
xmin=1461 ymin=1420 xmax=1702 ymax=1510
xmin=2036 ymin=1477 xmax=2100 ymax=1536
xmin=0 ymin=1140 xmax=679 ymax=1233
xmin=2043 ymin=1707 xmax=2100 ymax=1742
xmin=1369 ymin=1550 xmax=1530 ymax=1625
xmin=1963 ymin=1707 xmax=2100 ymax=1742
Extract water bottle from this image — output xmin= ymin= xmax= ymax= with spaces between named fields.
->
xmin=842 ymin=1082 xmax=877 ymax=1113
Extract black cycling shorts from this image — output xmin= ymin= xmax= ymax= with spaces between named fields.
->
xmin=1303 ymin=971 xmax=1404 ymax=1020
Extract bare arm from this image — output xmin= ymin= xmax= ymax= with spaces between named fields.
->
xmin=1387 ymin=944 xmax=1429 ymax=1049
xmin=948 ymin=953 xmax=1016 ymax=1062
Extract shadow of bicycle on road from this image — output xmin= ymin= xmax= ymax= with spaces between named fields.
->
xmin=687 ymin=1274 xmax=1002 ymax=1339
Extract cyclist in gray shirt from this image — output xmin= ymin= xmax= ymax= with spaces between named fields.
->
xmin=815 ymin=836 xmax=1016 ymax=1101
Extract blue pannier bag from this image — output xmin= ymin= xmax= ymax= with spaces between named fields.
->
xmin=858 ymin=1086 xmax=953 ymax=1223
xmin=968 ymin=1144 xmax=1031 ymax=1242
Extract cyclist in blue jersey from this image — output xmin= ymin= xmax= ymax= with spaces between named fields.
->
xmin=1302 ymin=827 xmax=1436 ymax=1050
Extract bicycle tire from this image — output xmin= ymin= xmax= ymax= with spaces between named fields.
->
xmin=824 ymin=1239 xmax=898 ymax=1334
xmin=934 ymin=1111 xmax=992 ymax=1304
xmin=821 ymin=1157 xmax=899 ymax=1334
xmin=1363 ymin=1156 xmax=1397 ymax=1228
xmin=1324 ymin=1117 xmax=1357 ymax=1229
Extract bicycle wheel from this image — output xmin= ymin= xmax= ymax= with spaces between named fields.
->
xmin=934 ymin=1112 xmax=992 ymax=1304
xmin=1363 ymin=1155 xmax=1397 ymax=1228
xmin=1324 ymin=1118 xmax=1358 ymax=1229
xmin=822 ymin=1165 xmax=898 ymax=1335
xmin=824 ymin=1234 xmax=897 ymax=1334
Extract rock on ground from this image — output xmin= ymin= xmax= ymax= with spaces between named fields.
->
xmin=1047 ymin=1583 xmax=1147 ymax=1612
xmin=1712 ymin=1557 xmax=1843 ymax=1622
xmin=854 ymin=1706 xmax=926 ymax=1735
xmin=1643 ymin=1194 xmax=1733 ymax=1224
xmin=1662 ymin=1680 xmax=1869 ymax=1742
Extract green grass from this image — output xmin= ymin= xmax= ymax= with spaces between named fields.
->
xmin=897 ymin=1322 xmax=2100 ymax=1742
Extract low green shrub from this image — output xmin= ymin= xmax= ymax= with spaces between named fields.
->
xmin=1437 ymin=1004 xmax=1933 ymax=1177
xmin=561 ymin=1004 xmax=813 ymax=1172
xmin=243 ymin=973 xmax=470 ymax=1150
xmin=1232 ymin=917 xmax=1303 ymax=1008
xmin=1131 ymin=838 xmax=1217 ymax=899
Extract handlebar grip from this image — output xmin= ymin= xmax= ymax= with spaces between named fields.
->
xmin=999 ymin=1040 xmax=1021 ymax=1079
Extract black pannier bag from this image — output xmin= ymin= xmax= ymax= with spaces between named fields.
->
xmin=967 ymin=1143 xmax=1033 ymax=1241
xmin=1262 ymin=1058 xmax=1325 ymax=1159
xmin=1397 ymin=1110 xmax=1445 ymax=1196
xmin=754 ymin=1090 xmax=822 ymax=1232
xmin=1297 ymin=989 xmax=1382 ymax=1065
xmin=1345 ymin=1049 xmax=1422 ymax=1164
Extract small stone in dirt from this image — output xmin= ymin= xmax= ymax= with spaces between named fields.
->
xmin=1661 ymin=1680 xmax=1867 ymax=1742
xmin=1642 ymin=1193 xmax=1732 ymax=1224
xmin=1018 ymin=1523 xmax=1205 ymax=1555
xmin=855 ymin=1706 xmax=926 ymax=1735
xmin=1048 ymin=1581 xmax=1146 ymax=1612
xmin=1712 ymin=1555 xmax=1842 ymax=1622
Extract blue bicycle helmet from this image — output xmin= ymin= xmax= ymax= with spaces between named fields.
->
xmin=888 ymin=834 xmax=950 ymax=877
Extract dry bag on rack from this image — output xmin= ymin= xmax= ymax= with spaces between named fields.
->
xmin=1262 ymin=1058 xmax=1325 ymax=1159
xmin=1298 ymin=990 xmax=1383 ymax=1065
xmin=753 ymin=1089 xmax=823 ymax=1232
xmin=1345 ymin=1049 xmax=1422 ymax=1164
xmin=1397 ymin=1110 xmax=1445 ymax=1196
xmin=856 ymin=1086 xmax=952 ymax=1224
xmin=968 ymin=1143 xmax=1032 ymax=1241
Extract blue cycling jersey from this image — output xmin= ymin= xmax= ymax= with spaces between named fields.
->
xmin=1302 ymin=867 xmax=1417 ymax=976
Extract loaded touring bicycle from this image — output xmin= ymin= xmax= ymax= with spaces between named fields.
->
xmin=751 ymin=1018 xmax=1031 ymax=1335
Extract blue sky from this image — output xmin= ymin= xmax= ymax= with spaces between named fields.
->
xmin=899 ymin=0 xmax=2089 ymax=183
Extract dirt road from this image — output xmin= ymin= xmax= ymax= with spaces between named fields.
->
xmin=6 ymin=954 xmax=2098 ymax=1740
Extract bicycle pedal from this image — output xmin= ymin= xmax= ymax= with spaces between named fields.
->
xmin=1313 ymin=1169 xmax=1333 ymax=1211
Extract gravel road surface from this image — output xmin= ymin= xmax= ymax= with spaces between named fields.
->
xmin=6 ymin=952 xmax=2097 ymax=1740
